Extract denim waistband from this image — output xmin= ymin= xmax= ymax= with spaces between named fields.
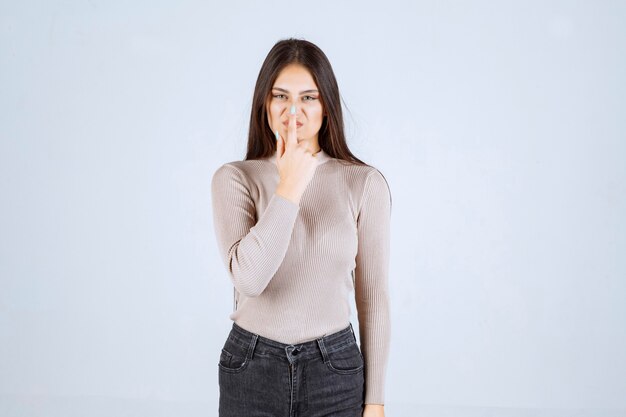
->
xmin=227 ymin=321 xmax=358 ymax=364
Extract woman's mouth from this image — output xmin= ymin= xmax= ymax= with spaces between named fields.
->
xmin=283 ymin=121 xmax=303 ymax=128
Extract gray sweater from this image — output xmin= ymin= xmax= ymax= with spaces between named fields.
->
xmin=210 ymin=147 xmax=391 ymax=405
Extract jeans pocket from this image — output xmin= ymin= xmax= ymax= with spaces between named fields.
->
xmin=325 ymin=341 xmax=364 ymax=375
xmin=218 ymin=337 xmax=251 ymax=374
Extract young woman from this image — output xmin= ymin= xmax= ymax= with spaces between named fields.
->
xmin=211 ymin=38 xmax=392 ymax=417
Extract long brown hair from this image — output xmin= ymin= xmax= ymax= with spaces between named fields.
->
xmin=245 ymin=38 xmax=366 ymax=166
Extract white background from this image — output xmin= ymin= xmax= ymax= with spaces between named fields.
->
xmin=1 ymin=1 xmax=624 ymax=416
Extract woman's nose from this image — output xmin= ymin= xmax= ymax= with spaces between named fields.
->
xmin=287 ymin=102 xmax=299 ymax=114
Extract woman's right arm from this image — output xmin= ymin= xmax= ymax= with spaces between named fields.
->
xmin=210 ymin=163 xmax=300 ymax=297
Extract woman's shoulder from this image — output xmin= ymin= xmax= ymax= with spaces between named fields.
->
xmin=331 ymin=159 xmax=387 ymax=185
xmin=328 ymin=160 xmax=390 ymax=203
xmin=212 ymin=158 xmax=272 ymax=178
xmin=211 ymin=158 xmax=273 ymax=192
xmin=330 ymin=160 xmax=391 ymax=210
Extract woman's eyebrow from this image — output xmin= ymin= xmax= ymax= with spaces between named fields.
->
xmin=272 ymin=87 xmax=319 ymax=94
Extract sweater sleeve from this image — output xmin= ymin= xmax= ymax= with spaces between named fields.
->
xmin=211 ymin=163 xmax=300 ymax=297
xmin=354 ymin=169 xmax=392 ymax=405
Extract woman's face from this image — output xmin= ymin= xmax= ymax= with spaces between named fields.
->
xmin=266 ymin=63 xmax=325 ymax=149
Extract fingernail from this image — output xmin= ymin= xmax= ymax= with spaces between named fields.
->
xmin=290 ymin=105 xmax=296 ymax=115
xmin=275 ymin=130 xmax=279 ymax=140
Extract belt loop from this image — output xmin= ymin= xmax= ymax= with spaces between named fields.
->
xmin=349 ymin=322 xmax=357 ymax=342
xmin=246 ymin=334 xmax=258 ymax=361
xmin=316 ymin=337 xmax=329 ymax=364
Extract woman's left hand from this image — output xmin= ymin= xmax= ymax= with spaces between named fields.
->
xmin=363 ymin=404 xmax=385 ymax=417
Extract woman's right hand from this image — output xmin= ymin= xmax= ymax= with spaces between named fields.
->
xmin=274 ymin=105 xmax=319 ymax=205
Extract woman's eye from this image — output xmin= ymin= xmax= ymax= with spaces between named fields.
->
xmin=273 ymin=94 xmax=317 ymax=101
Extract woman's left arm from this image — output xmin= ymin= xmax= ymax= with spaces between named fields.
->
xmin=354 ymin=169 xmax=392 ymax=411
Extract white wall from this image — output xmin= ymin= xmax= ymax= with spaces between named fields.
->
xmin=1 ymin=1 xmax=624 ymax=416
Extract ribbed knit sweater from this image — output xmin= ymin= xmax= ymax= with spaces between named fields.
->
xmin=210 ymin=147 xmax=391 ymax=405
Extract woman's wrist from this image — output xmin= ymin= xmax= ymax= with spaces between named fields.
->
xmin=363 ymin=403 xmax=385 ymax=417
xmin=275 ymin=182 xmax=302 ymax=205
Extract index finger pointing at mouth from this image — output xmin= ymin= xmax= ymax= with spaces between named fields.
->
xmin=287 ymin=104 xmax=298 ymax=146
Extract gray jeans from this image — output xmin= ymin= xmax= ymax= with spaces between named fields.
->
xmin=218 ymin=321 xmax=365 ymax=416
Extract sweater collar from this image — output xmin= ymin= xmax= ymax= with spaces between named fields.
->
xmin=266 ymin=147 xmax=331 ymax=166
